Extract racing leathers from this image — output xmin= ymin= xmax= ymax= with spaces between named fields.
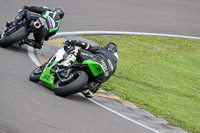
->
xmin=61 ymin=40 xmax=118 ymax=98
xmin=7 ymin=6 xmax=62 ymax=49
xmin=78 ymin=44 xmax=117 ymax=83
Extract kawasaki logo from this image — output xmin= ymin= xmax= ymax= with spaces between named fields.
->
xmin=100 ymin=60 xmax=109 ymax=77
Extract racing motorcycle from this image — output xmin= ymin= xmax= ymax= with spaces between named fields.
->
xmin=29 ymin=44 xmax=104 ymax=97
xmin=0 ymin=17 xmax=42 ymax=48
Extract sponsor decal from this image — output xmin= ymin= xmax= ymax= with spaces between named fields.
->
xmin=108 ymin=59 xmax=114 ymax=71
xmin=100 ymin=60 xmax=109 ymax=77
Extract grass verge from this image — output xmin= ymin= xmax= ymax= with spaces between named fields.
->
xmin=82 ymin=35 xmax=200 ymax=133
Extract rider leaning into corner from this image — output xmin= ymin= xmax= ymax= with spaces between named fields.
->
xmin=60 ymin=40 xmax=118 ymax=98
xmin=6 ymin=5 xmax=64 ymax=49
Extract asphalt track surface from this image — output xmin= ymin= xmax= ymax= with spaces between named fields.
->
xmin=0 ymin=0 xmax=199 ymax=133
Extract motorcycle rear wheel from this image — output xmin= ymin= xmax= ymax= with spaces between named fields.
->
xmin=54 ymin=70 xmax=88 ymax=97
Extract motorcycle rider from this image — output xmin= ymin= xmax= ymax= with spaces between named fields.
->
xmin=6 ymin=5 xmax=64 ymax=49
xmin=60 ymin=40 xmax=118 ymax=98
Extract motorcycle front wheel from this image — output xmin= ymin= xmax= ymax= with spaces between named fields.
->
xmin=54 ymin=70 xmax=88 ymax=97
xmin=0 ymin=26 xmax=28 ymax=48
xmin=29 ymin=65 xmax=44 ymax=82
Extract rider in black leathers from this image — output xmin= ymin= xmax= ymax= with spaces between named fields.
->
xmin=6 ymin=6 xmax=64 ymax=49
xmin=60 ymin=40 xmax=118 ymax=98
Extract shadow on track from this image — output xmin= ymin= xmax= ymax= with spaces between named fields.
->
xmin=29 ymin=80 xmax=90 ymax=103
xmin=1 ymin=45 xmax=28 ymax=54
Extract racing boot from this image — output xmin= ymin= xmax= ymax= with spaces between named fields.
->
xmin=6 ymin=9 xmax=25 ymax=27
xmin=82 ymin=90 xmax=94 ymax=98
xmin=22 ymin=38 xmax=42 ymax=49
xmin=81 ymin=82 xmax=101 ymax=98
xmin=28 ymin=40 xmax=42 ymax=50
xmin=91 ymin=83 xmax=101 ymax=93
xmin=17 ymin=37 xmax=28 ymax=47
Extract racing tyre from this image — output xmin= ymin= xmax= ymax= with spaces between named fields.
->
xmin=55 ymin=70 xmax=88 ymax=97
xmin=29 ymin=65 xmax=44 ymax=82
xmin=0 ymin=26 xmax=28 ymax=48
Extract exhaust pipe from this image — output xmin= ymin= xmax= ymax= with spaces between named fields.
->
xmin=33 ymin=21 xmax=41 ymax=29
xmin=30 ymin=21 xmax=41 ymax=30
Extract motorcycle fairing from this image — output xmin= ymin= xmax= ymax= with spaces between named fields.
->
xmin=82 ymin=60 xmax=104 ymax=77
xmin=39 ymin=61 xmax=58 ymax=90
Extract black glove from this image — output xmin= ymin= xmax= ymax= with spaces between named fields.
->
xmin=64 ymin=40 xmax=90 ymax=49
xmin=23 ymin=5 xmax=28 ymax=9
xmin=74 ymin=40 xmax=90 ymax=49
xmin=64 ymin=40 xmax=77 ymax=46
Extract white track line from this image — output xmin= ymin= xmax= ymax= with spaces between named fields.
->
xmin=28 ymin=31 xmax=200 ymax=133
xmin=88 ymin=98 xmax=160 ymax=133
xmin=27 ymin=46 xmax=41 ymax=66
xmin=52 ymin=31 xmax=200 ymax=40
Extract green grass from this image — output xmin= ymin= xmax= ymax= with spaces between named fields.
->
xmin=82 ymin=35 xmax=200 ymax=133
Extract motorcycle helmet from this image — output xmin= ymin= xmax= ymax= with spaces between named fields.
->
xmin=53 ymin=7 xmax=65 ymax=19
xmin=104 ymin=42 xmax=117 ymax=52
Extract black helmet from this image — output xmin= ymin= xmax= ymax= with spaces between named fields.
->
xmin=104 ymin=42 xmax=117 ymax=52
xmin=53 ymin=7 xmax=65 ymax=19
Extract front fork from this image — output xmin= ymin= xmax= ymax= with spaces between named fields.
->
xmin=1 ymin=27 xmax=7 ymax=38
xmin=56 ymin=68 xmax=73 ymax=81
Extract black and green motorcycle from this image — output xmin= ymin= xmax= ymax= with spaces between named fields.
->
xmin=29 ymin=44 xmax=104 ymax=97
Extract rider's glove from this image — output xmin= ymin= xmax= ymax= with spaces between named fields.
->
xmin=23 ymin=5 xmax=28 ymax=10
xmin=64 ymin=40 xmax=90 ymax=49
xmin=64 ymin=40 xmax=77 ymax=46
xmin=74 ymin=40 xmax=90 ymax=49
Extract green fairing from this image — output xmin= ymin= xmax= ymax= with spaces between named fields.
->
xmin=82 ymin=60 xmax=104 ymax=77
xmin=39 ymin=61 xmax=58 ymax=90
xmin=42 ymin=6 xmax=50 ymax=9
xmin=74 ymin=60 xmax=79 ymax=64
xmin=39 ymin=59 xmax=104 ymax=89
